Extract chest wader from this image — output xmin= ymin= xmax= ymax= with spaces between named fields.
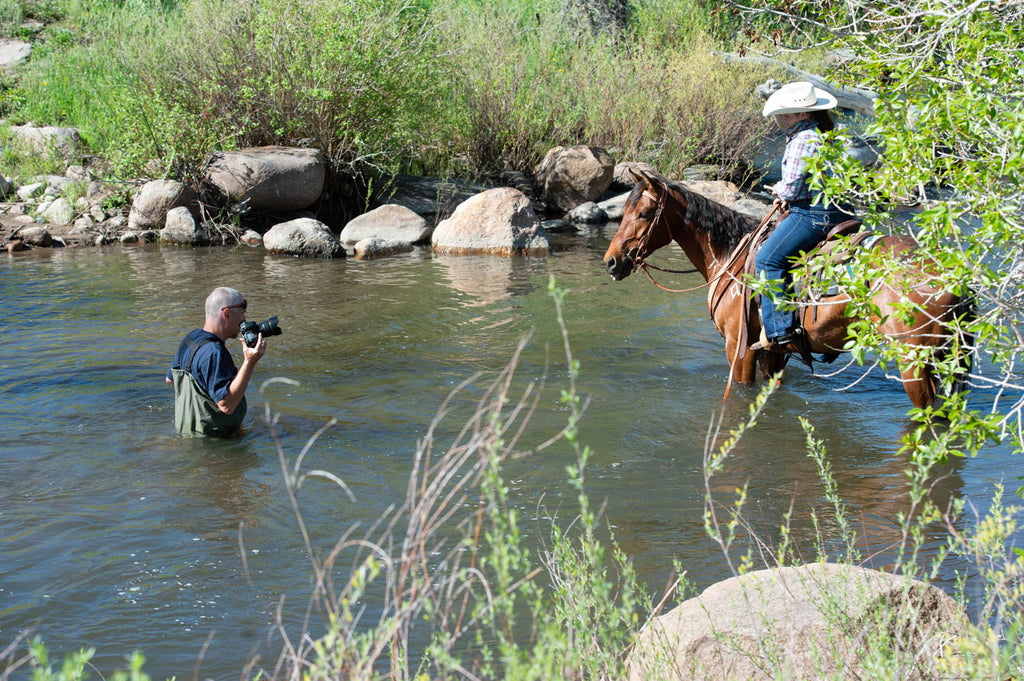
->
xmin=171 ymin=336 xmax=246 ymax=437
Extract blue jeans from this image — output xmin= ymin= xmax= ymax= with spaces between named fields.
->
xmin=755 ymin=203 xmax=849 ymax=339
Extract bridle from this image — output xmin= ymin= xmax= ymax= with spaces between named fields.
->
xmin=629 ymin=187 xmax=704 ymax=293
xmin=629 ymin=184 xmax=782 ymax=297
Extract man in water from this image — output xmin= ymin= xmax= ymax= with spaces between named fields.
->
xmin=166 ymin=286 xmax=267 ymax=437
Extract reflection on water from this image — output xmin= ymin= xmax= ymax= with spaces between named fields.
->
xmin=0 ymin=242 xmax=1015 ymax=680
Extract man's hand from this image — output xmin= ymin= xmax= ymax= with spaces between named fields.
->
xmin=241 ymin=333 xmax=267 ymax=364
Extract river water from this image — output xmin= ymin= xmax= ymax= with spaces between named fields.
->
xmin=0 ymin=230 xmax=1018 ymax=679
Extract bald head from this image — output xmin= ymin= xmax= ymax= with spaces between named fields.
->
xmin=205 ymin=287 xmax=244 ymax=320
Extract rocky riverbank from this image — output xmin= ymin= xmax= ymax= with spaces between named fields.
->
xmin=0 ymin=137 xmax=778 ymax=259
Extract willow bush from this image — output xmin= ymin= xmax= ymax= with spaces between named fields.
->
xmin=434 ymin=0 xmax=768 ymax=179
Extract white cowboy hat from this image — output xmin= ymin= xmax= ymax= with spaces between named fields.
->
xmin=762 ymin=81 xmax=838 ymax=117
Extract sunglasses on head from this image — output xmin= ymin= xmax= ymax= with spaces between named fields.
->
xmin=223 ymin=300 xmax=247 ymax=311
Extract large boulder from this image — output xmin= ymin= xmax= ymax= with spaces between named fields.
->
xmin=263 ymin=217 xmax=345 ymax=258
xmin=627 ymin=563 xmax=968 ymax=681
xmin=534 ymin=145 xmax=615 ymax=213
xmin=128 ymin=179 xmax=199 ymax=232
xmin=340 ymin=204 xmax=431 ymax=245
xmin=204 ymin=146 xmax=325 ymax=212
xmin=8 ymin=124 xmax=83 ymax=160
xmin=159 ymin=206 xmax=204 ymax=246
xmin=611 ymin=161 xmax=662 ymax=191
xmin=681 ymin=179 xmax=772 ymax=221
xmin=431 ymin=187 xmax=550 ymax=256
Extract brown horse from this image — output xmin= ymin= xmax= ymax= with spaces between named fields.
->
xmin=602 ymin=172 xmax=972 ymax=408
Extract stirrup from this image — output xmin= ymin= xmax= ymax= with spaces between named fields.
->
xmin=751 ymin=328 xmax=803 ymax=353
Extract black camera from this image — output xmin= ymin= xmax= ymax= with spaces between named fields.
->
xmin=240 ymin=316 xmax=282 ymax=347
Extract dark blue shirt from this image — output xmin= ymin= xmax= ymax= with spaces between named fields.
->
xmin=167 ymin=329 xmax=238 ymax=403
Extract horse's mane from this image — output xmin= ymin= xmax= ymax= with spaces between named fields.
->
xmin=627 ymin=178 xmax=760 ymax=257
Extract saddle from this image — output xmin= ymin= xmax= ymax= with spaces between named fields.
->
xmin=712 ymin=212 xmax=875 ymax=368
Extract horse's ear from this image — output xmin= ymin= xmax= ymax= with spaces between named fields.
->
xmin=630 ymin=168 xmax=654 ymax=190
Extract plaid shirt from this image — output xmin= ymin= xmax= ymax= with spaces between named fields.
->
xmin=772 ymin=119 xmax=821 ymax=202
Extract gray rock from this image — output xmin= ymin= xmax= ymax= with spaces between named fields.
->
xmin=263 ymin=217 xmax=345 ymax=258
xmin=204 ymin=146 xmax=325 ymax=212
xmin=0 ymin=38 xmax=31 ymax=70
xmin=42 ymin=198 xmax=74 ymax=226
xmin=627 ymin=563 xmax=968 ymax=681
xmin=9 ymin=124 xmax=83 ymax=160
xmin=120 ymin=231 xmax=140 ymax=244
xmin=354 ymin=237 xmax=415 ymax=260
xmin=73 ymin=216 xmax=95 ymax=232
xmin=534 ymin=145 xmax=615 ymax=212
xmin=17 ymin=182 xmax=43 ymax=202
xmin=65 ymin=165 xmax=91 ymax=183
xmin=541 ymin=218 xmax=572 ymax=233
xmin=340 ymin=204 xmax=431 ymax=245
xmin=17 ymin=225 xmax=51 ymax=247
xmin=732 ymin=197 xmax=773 ymax=221
xmin=567 ymin=201 xmax=607 ymax=224
xmin=598 ymin=192 xmax=631 ymax=221
xmin=159 ymin=206 xmax=203 ymax=245
xmin=612 ymin=161 xmax=662 ymax=190
xmin=239 ymin=229 xmax=263 ymax=246
xmin=129 ymin=179 xmax=198 ymax=232
xmin=432 ymin=187 xmax=550 ymax=256
xmin=86 ymin=180 xmax=116 ymax=207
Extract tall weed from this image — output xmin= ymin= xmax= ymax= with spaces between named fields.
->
xmin=435 ymin=0 xmax=767 ymax=179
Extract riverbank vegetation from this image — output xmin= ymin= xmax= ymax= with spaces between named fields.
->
xmin=3 ymin=0 xmax=1024 ymax=678
xmin=0 ymin=0 xmax=776 ymax=193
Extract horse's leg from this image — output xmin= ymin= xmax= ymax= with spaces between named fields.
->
xmin=723 ymin=327 xmax=758 ymax=385
xmin=878 ymin=287 xmax=962 ymax=409
xmin=757 ymin=351 xmax=787 ymax=380
xmin=898 ymin=361 xmax=937 ymax=409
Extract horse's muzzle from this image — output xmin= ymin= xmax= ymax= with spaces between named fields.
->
xmin=605 ymin=253 xmax=634 ymax=281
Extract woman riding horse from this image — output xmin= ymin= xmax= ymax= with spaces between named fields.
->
xmin=601 ymin=172 xmax=971 ymax=409
xmin=753 ymin=81 xmax=854 ymax=352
